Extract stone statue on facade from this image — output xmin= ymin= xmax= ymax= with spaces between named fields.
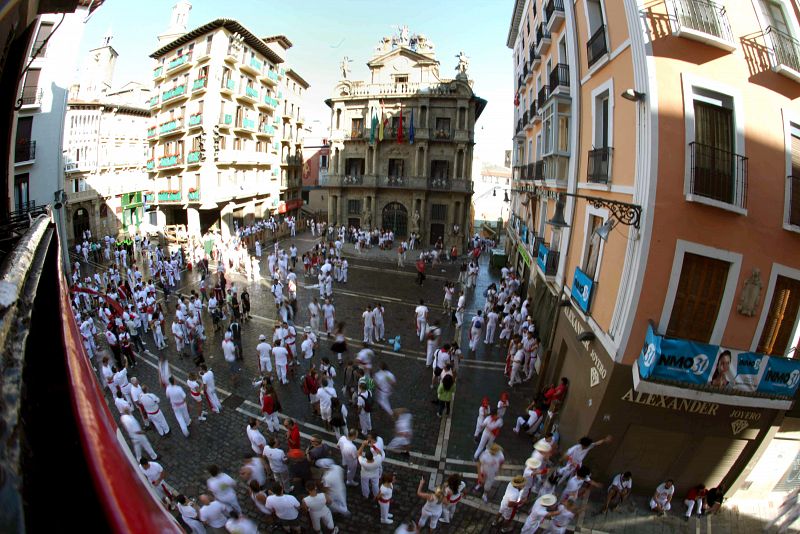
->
xmin=415 ymin=33 xmax=434 ymax=52
xmin=340 ymin=56 xmax=352 ymax=79
xmin=455 ymin=51 xmax=469 ymax=75
xmin=376 ymin=36 xmax=392 ymax=53
xmin=399 ymin=25 xmax=410 ymax=45
xmin=411 ymin=209 xmax=420 ymax=232
xmin=737 ymin=268 xmax=763 ymax=317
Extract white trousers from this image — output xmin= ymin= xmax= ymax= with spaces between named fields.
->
xmin=363 ymin=325 xmax=374 ymax=344
xmin=205 ymin=390 xmax=222 ymax=413
xmin=484 ymin=325 xmax=496 ymax=344
xmin=361 ymin=475 xmax=379 ymax=498
xmin=417 ymin=320 xmax=427 ymax=342
xmin=172 ymin=403 xmax=191 ymax=437
xmin=276 ymin=363 xmax=288 ymax=384
xmin=343 ymin=458 xmax=357 ymax=484
xmin=685 ymin=498 xmax=703 ymax=517
xmin=132 ymin=434 xmax=157 ymax=461
xmin=263 ymin=412 xmax=281 ymax=432
xmin=474 ymin=430 xmax=495 ymax=460
xmin=148 ymin=410 xmax=170 ymax=436
xmin=379 ymin=501 xmax=391 ymax=522
xmin=359 ymin=412 xmax=372 ymax=435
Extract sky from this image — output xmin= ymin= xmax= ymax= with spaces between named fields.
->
xmin=79 ymin=0 xmax=515 ymax=165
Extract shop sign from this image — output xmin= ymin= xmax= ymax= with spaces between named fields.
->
xmin=571 ymin=267 xmax=594 ymax=313
xmin=638 ymin=323 xmax=800 ymax=398
xmin=729 ymin=409 xmax=761 ymax=435
xmin=517 ymin=243 xmax=531 ymax=268
xmin=621 ymin=388 xmax=719 ymax=416
xmin=564 ymin=307 xmax=608 ymax=386
xmin=536 ymin=242 xmax=548 ymax=271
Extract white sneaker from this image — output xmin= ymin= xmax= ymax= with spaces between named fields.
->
xmin=482 ymin=494 xmax=488 ymax=502
xmin=381 ymin=520 xmax=394 ymax=525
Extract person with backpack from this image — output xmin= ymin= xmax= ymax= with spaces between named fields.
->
xmin=301 ymin=368 xmax=320 ymax=416
xmin=469 ymin=310 xmax=484 ymax=352
xmin=356 ymin=382 xmax=373 ymax=437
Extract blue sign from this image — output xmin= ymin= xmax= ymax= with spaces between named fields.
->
xmin=571 ymin=267 xmax=594 ymax=313
xmin=638 ymin=325 xmax=800 ymax=398
xmin=650 ymin=337 xmax=718 ymax=385
xmin=521 ymin=224 xmax=528 ymax=245
xmin=757 ymin=357 xmax=800 ymax=397
xmin=638 ymin=324 xmax=661 ymax=379
xmin=536 ymin=242 xmax=548 ymax=271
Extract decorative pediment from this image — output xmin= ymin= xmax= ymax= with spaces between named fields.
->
xmin=367 ymin=47 xmax=439 ymax=70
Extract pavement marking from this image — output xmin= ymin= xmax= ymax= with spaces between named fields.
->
xmin=235 ymin=405 xmax=439 ymax=474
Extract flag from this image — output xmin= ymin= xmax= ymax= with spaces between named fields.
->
xmin=378 ymin=105 xmax=384 ymax=141
xmin=397 ymin=105 xmax=404 ymax=143
xmin=370 ymin=112 xmax=377 ymax=144
xmin=409 ymin=109 xmax=415 ymax=144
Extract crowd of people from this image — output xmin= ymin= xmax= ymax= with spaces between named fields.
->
xmin=68 ymin=219 xmax=736 ymax=533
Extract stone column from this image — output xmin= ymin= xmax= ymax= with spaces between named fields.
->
xmin=220 ymin=202 xmax=234 ymax=238
xmin=187 ymin=207 xmax=200 ymax=236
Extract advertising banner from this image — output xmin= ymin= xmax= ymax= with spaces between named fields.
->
xmin=638 ymin=326 xmax=800 ymax=398
xmin=517 ymin=243 xmax=531 ymax=268
xmin=757 ymin=357 xmax=800 ymax=397
xmin=536 ymin=242 xmax=547 ymax=272
xmin=571 ymin=267 xmax=594 ymax=314
xmin=650 ymin=337 xmax=718 ymax=385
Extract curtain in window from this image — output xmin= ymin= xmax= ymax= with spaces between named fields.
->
xmin=693 ymin=101 xmax=734 ymax=203
xmin=758 ymin=276 xmax=800 ymax=356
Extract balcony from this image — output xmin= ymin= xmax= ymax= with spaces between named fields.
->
xmin=688 ymin=141 xmax=748 ymax=211
xmin=220 ymin=78 xmax=236 ymax=95
xmin=549 ymin=63 xmax=570 ymax=96
xmin=433 ymin=128 xmax=452 ymax=140
xmin=766 ymin=26 xmax=800 ymax=83
xmin=529 ymin=46 xmax=541 ymax=68
xmin=545 ymin=0 xmax=565 ymax=32
xmin=587 ymin=147 xmax=613 ymax=184
xmin=522 ymin=111 xmax=529 ymax=128
xmin=517 ymin=74 xmax=524 ymax=91
xmin=158 ymin=154 xmax=183 ymax=169
xmin=192 ymin=77 xmax=208 ymax=93
xmin=241 ymin=56 xmax=262 ymax=76
xmin=157 ymin=190 xmax=182 ymax=202
xmin=526 ymin=163 xmax=534 ymax=180
xmin=536 ymin=23 xmax=551 ymax=54
xmin=219 ymin=113 xmax=234 ymax=128
xmin=162 ymin=84 xmax=188 ymax=104
xmin=262 ymin=95 xmax=278 ymax=109
xmin=264 ymin=70 xmax=279 ymax=86
xmin=672 ymin=0 xmax=735 ymax=52
xmin=153 ymin=66 xmax=164 ymax=80
xmin=159 ymin=117 xmax=183 ymax=136
xmin=188 ymin=189 xmax=200 ymax=201
xmin=166 ymin=53 xmax=192 ymax=73
xmin=534 ymin=160 xmax=545 ymax=181
xmin=149 ymin=95 xmax=159 ymax=109
xmin=66 ymin=189 xmax=98 ymax=202
xmin=146 ymin=159 xmax=155 ymax=171
xmin=187 ymin=113 xmax=203 ymax=130
xmin=516 ymin=118 xmax=524 ymax=136
xmin=536 ymin=242 xmax=559 ymax=277
xmin=216 ymin=149 xmax=269 ymax=165
xmin=529 ymin=100 xmax=539 ymax=124
xmin=236 ymin=85 xmax=259 ymax=104
xmin=18 ymin=86 xmax=43 ymax=107
xmin=587 ymin=25 xmax=608 ymax=67
xmin=789 ymin=175 xmax=800 ymax=227
xmin=186 ymin=150 xmax=202 ymax=165
xmin=258 ymin=123 xmax=276 ymax=137
xmin=14 ymin=141 xmax=35 ymax=164
xmin=348 ymin=128 xmax=367 ymax=140
xmin=147 ymin=126 xmax=156 ymax=138
xmin=537 ymin=84 xmax=549 ymax=104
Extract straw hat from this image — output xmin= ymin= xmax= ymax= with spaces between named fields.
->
xmin=511 ymin=476 xmax=526 ymax=489
xmin=536 ymin=494 xmax=557 ymax=507
xmin=534 ymin=440 xmax=552 ymax=453
xmin=258 ymin=334 xmax=266 ymax=341
xmin=525 ymin=457 xmax=543 ymax=470
xmin=489 ymin=443 xmax=503 ymax=454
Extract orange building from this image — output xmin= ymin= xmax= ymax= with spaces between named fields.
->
xmin=507 ymin=0 xmax=800 ymax=495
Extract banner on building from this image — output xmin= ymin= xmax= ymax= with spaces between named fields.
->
xmin=571 ymin=267 xmax=594 ymax=313
xmin=637 ymin=324 xmax=800 ymax=398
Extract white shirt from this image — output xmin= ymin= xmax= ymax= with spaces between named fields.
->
xmin=317 ymin=385 xmax=337 ymax=409
xmin=358 ymin=453 xmax=384 ymax=478
xmin=165 ymin=384 xmax=186 ymax=406
xmin=199 ymin=500 xmax=229 ymax=528
xmin=565 ymin=443 xmax=596 ymax=466
xmin=478 ymin=450 xmax=505 ymax=474
xmin=611 ymin=474 xmax=633 ymax=492
xmin=207 ymin=472 xmax=237 ymax=503
xmin=225 ymin=517 xmax=257 ymax=534
xmin=114 ymin=396 xmax=132 ymax=414
xmin=654 ymin=482 xmax=674 ymax=504
xmin=266 ymin=494 xmax=300 ymax=520
xmin=337 ymin=436 xmax=357 ymax=461
xmin=272 ymin=346 xmax=288 ymax=366
xmin=201 ymin=370 xmax=217 ymax=392
xmin=141 ymin=461 xmax=164 ymax=485
xmin=263 ymin=445 xmax=288 ymax=473
xmin=303 ymin=493 xmax=329 ymax=516
xmin=247 ymin=424 xmax=267 ymax=453
xmin=415 ymin=305 xmax=428 ymax=321
xmin=301 ymin=338 xmax=314 ymax=359
xmin=257 ymin=341 xmax=272 ymax=361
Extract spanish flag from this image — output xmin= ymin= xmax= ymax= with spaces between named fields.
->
xmin=397 ymin=105 xmax=404 ymax=143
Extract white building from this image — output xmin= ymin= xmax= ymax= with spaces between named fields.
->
xmin=10 ymin=8 xmax=92 ymax=213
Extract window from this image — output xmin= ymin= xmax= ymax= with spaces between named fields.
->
xmin=692 ymin=96 xmax=736 ymax=204
xmin=345 ymin=158 xmax=365 ymax=176
xmin=431 ymin=204 xmax=448 ymax=221
xmin=20 ymin=68 xmax=41 ymax=104
xmin=583 ymin=215 xmax=603 ymax=278
xmin=320 ymin=154 xmax=328 ymax=169
xmin=543 ymin=105 xmax=554 ymax=154
xmin=431 ymin=160 xmax=449 ymax=179
xmin=33 ymin=22 xmax=54 ymax=57
xmin=594 ymin=91 xmax=610 ymax=148
xmin=393 ymin=75 xmax=408 ymax=84
xmin=388 ymin=159 xmax=404 ymax=177
xmin=789 ymin=127 xmax=800 ymax=226
xmin=758 ymin=275 xmax=800 ymax=355
xmin=434 ymin=117 xmax=451 ymax=139
xmin=205 ymin=35 xmax=213 ymax=55
xmin=351 ymin=118 xmax=364 ymax=137
xmin=347 ymin=199 xmax=362 ymax=215
xmin=14 ymin=173 xmax=29 ymax=210
xmin=667 ymin=252 xmax=730 ymax=342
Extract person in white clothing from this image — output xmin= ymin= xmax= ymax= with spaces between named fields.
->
xmin=120 ymin=413 xmax=157 ymax=461
xmin=372 ymin=303 xmax=385 ymax=342
xmin=356 ymin=383 xmax=372 ymax=436
xmin=441 ymin=473 xmax=466 ymax=524
xmin=140 ymin=458 xmax=167 ymax=502
xmin=139 ymin=385 xmax=170 ymax=436
xmin=114 ymin=390 xmax=133 ymax=415
xmin=199 ymin=364 xmax=222 ymax=413
xmin=263 ymin=437 xmax=293 ymax=491
xmin=207 ymin=465 xmax=241 ymax=513
xmin=493 ymin=476 xmax=526 ymax=532
xmin=256 ymin=334 xmax=273 ymax=374
xmin=186 ymin=372 xmax=208 ymax=421
xmin=650 ymin=479 xmax=675 ymax=515
xmin=484 ymin=309 xmax=500 ymax=344
xmin=417 ymin=476 xmax=444 ymax=530
xmin=246 ymin=417 xmax=268 ymax=456
xmin=175 ymin=495 xmax=206 ymax=534
xmin=374 ymin=362 xmax=396 ymax=416
xmin=377 ymin=473 xmax=395 ymax=525
xmin=469 ymin=311 xmax=484 ymax=352
xmin=272 ymin=341 xmax=289 ymax=384
xmin=357 ymin=439 xmax=384 ymax=499
xmin=321 ymin=462 xmax=350 ymax=517
xmin=474 ymin=409 xmax=503 ymax=460
xmin=198 ymin=494 xmax=230 ymax=529
xmin=474 ymin=444 xmax=505 ymax=502
xmin=336 ymin=429 xmax=359 ymax=486
xmin=165 ymin=376 xmax=191 ymax=437
xmin=414 ymin=300 xmax=429 ymax=343
xmin=301 ymin=480 xmax=339 ymax=534
xmin=225 ymin=511 xmax=258 ymax=534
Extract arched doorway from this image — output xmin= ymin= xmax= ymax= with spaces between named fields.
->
xmin=73 ymin=207 xmax=90 ymax=240
xmin=381 ymin=202 xmax=408 ymax=237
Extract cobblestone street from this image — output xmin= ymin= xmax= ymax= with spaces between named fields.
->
xmin=83 ymin=230 xmax=795 ymax=533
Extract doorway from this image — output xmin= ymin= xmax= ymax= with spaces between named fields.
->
xmin=73 ymin=207 xmax=90 ymax=238
xmin=381 ymin=202 xmax=408 ymax=236
xmin=429 ymin=223 xmax=444 ymax=246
